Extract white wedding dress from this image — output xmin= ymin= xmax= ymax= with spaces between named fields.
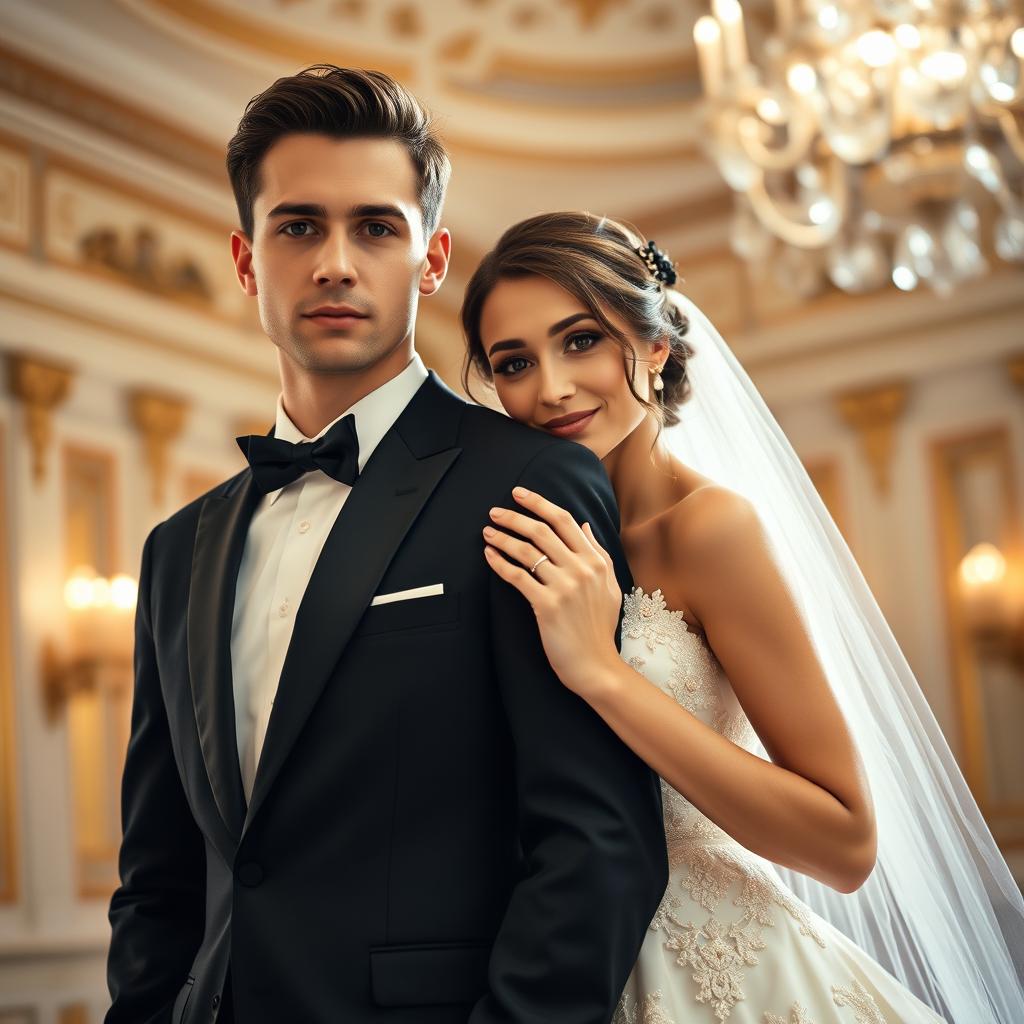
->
xmin=613 ymin=586 xmax=948 ymax=1024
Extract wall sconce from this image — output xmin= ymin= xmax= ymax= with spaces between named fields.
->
xmin=957 ymin=543 xmax=1024 ymax=669
xmin=42 ymin=566 xmax=138 ymax=722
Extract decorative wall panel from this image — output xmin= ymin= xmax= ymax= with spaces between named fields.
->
xmin=931 ymin=426 xmax=1024 ymax=849
xmin=62 ymin=444 xmax=131 ymax=897
xmin=0 ymin=421 xmax=18 ymax=903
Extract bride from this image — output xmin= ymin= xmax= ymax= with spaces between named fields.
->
xmin=460 ymin=211 xmax=1024 ymax=1024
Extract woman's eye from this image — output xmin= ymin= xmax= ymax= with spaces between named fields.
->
xmin=281 ymin=221 xmax=315 ymax=238
xmin=494 ymin=356 xmax=531 ymax=377
xmin=363 ymin=222 xmax=394 ymax=238
xmin=565 ymin=332 xmax=602 ymax=353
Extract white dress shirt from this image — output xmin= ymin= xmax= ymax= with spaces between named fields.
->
xmin=230 ymin=354 xmax=429 ymax=802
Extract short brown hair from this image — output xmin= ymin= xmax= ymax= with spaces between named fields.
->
xmin=461 ymin=212 xmax=694 ymax=428
xmin=226 ymin=65 xmax=450 ymax=239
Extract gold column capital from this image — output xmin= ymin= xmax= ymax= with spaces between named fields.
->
xmin=128 ymin=389 xmax=189 ymax=505
xmin=5 ymin=352 xmax=74 ymax=484
xmin=1008 ymin=353 xmax=1024 ymax=394
xmin=834 ymin=381 xmax=909 ymax=496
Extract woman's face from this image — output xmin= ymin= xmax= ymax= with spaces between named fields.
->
xmin=478 ymin=275 xmax=664 ymax=459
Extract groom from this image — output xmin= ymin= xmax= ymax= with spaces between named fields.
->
xmin=105 ymin=66 xmax=667 ymax=1024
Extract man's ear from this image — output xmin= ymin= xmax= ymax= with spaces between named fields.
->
xmin=419 ymin=227 xmax=451 ymax=298
xmin=231 ymin=230 xmax=258 ymax=297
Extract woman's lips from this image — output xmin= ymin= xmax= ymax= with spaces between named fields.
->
xmin=305 ymin=313 xmax=366 ymax=329
xmin=543 ymin=409 xmax=598 ymax=438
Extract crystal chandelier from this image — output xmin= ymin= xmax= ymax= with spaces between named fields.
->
xmin=693 ymin=0 xmax=1024 ymax=296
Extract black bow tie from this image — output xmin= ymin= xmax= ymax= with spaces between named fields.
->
xmin=236 ymin=414 xmax=360 ymax=495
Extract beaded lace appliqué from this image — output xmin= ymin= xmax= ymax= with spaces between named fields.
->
xmin=617 ymin=587 xmax=836 ymax=1023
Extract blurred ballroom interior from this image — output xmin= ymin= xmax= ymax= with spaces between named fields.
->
xmin=0 ymin=0 xmax=1023 ymax=1020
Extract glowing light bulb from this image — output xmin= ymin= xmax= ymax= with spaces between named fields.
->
xmin=111 ymin=574 xmax=139 ymax=611
xmin=892 ymin=266 xmax=917 ymax=290
xmin=64 ymin=572 xmax=96 ymax=611
xmin=788 ymin=62 xmax=817 ymax=94
xmin=694 ymin=14 xmax=721 ymax=46
xmin=1011 ymin=27 xmax=1024 ymax=60
xmin=857 ymin=30 xmax=897 ymax=68
xmin=960 ymin=543 xmax=1007 ymax=586
xmin=894 ymin=23 xmax=921 ymax=49
xmin=920 ymin=50 xmax=967 ymax=85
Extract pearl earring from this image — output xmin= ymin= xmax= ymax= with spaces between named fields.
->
xmin=652 ymin=367 xmax=665 ymax=392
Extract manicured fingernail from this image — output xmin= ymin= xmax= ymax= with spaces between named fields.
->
xmin=483 ymin=526 xmax=496 ymax=537
xmin=513 ymin=487 xmax=530 ymax=498
xmin=490 ymin=507 xmax=505 ymax=518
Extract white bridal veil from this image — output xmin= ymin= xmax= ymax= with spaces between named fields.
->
xmin=662 ymin=291 xmax=1024 ymax=1023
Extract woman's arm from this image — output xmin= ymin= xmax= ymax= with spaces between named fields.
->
xmin=484 ymin=486 xmax=877 ymax=894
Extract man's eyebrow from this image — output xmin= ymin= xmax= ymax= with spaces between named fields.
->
xmin=351 ymin=203 xmax=410 ymax=226
xmin=486 ymin=313 xmax=597 ymax=359
xmin=265 ymin=201 xmax=411 ymax=225
xmin=266 ymin=202 xmax=328 ymax=221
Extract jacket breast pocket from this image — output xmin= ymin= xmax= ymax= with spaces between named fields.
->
xmin=171 ymin=974 xmax=194 ymax=1024
xmin=354 ymin=592 xmax=459 ymax=637
xmin=369 ymin=940 xmax=490 ymax=1007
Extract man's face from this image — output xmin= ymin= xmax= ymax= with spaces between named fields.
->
xmin=232 ymin=133 xmax=447 ymax=376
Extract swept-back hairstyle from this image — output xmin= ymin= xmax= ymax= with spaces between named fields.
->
xmin=226 ymin=64 xmax=450 ymax=239
xmin=461 ymin=212 xmax=694 ymax=427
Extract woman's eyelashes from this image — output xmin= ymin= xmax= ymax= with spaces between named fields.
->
xmin=492 ymin=331 xmax=604 ymax=378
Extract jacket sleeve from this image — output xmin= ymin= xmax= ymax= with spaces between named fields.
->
xmin=105 ymin=524 xmax=206 ymax=1024
xmin=470 ymin=441 xmax=669 ymax=1024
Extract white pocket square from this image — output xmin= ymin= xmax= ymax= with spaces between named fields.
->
xmin=370 ymin=583 xmax=444 ymax=606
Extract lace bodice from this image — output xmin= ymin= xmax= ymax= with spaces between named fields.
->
xmin=613 ymin=587 xmax=943 ymax=1024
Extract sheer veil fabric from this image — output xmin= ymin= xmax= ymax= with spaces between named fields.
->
xmin=660 ymin=291 xmax=1024 ymax=1023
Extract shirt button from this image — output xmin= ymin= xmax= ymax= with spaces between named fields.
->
xmin=298 ymin=520 xmax=311 ymax=534
xmin=278 ymin=599 xmax=290 ymax=617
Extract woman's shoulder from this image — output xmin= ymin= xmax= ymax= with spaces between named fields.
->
xmin=664 ymin=482 xmax=761 ymax=571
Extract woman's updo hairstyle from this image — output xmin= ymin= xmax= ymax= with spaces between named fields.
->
xmin=461 ymin=211 xmax=695 ymax=428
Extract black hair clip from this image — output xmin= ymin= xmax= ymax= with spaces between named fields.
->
xmin=636 ymin=240 xmax=677 ymax=286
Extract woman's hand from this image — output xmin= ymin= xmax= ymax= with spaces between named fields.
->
xmin=483 ymin=486 xmax=623 ymax=699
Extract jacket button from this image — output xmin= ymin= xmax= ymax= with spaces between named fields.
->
xmin=212 ymin=994 xmax=221 ymax=1008
xmin=237 ymin=861 xmax=264 ymax=887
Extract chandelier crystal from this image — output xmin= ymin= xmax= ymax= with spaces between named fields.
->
xmin=693 ymin=0 xmax=1024 ymax=296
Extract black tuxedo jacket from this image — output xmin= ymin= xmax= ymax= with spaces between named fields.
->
xmin=105 ymin=372 xmax=668 ymax=1024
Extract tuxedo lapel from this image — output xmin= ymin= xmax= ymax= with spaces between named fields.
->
xmin=242 ymin=374 xmax=464 ymax=836
xmin=188 ymin=472 xmax=260 ymax=847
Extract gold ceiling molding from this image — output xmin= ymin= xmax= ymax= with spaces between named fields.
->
xmin=834 ymin=381 xmax=909 ymax=496
xmin=141 ymin=0 xmax=413 ymax=79
xmin=5 ymin=352 xmax=75 ymax=484
xmin=0 ymin=43 xmax=226 ymax=183
xmin=142 ymin=0 xmax=690 ymax=88
xmin=129 ymin=389 xmax=189 ymax=504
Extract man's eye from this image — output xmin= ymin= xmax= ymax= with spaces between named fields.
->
xmin=281 ymin=221 xmax=314 ymax=237
xmin=364 ymin=222 xmax=394 ymax=238
xmin=566 ymin=332 xmax=601 ymax=353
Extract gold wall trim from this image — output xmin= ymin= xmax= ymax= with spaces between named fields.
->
xmin=0 ymin=43 xmax=226 ymax=183
xmin=0 ymin=420 xmax=19 ymax=904
xmin=62 ymin=443 xmax=126 ymax=898
xmin=0 ymin=284 xmax=278 ymax=389
xmin=834 ymin=381 xmax=908 ymax=496
xmin=930 ymin=424 xmax=1024 ymax=835
xmin=43 ymin=151 xmax=236 ymax=235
